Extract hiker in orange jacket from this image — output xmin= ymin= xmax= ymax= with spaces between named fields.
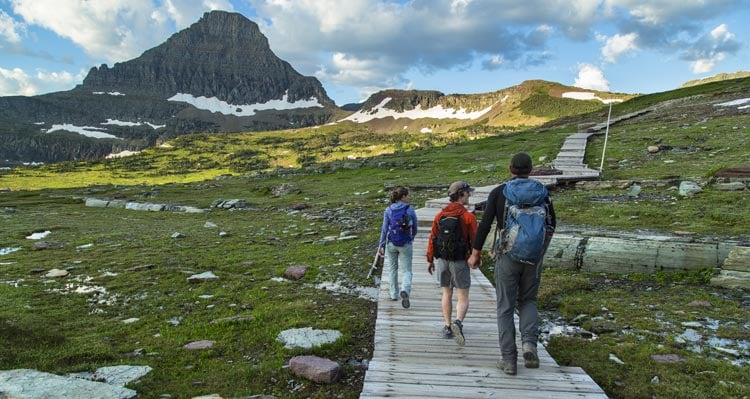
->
xmin=426 ymin=181 xmax=478 ymax=346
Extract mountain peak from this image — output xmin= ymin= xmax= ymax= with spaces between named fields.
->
xmin=78 ymin=10 xmax=333 ymax=106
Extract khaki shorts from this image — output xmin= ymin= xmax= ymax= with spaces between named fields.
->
xmin=436 ymin=258 xmax=471 ymax=289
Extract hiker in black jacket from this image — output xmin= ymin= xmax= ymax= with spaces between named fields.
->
xmin=467 ymin=152 xmax=556 ymax=375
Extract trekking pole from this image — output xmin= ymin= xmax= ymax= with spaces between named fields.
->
xmin=366 ymin=249 xmax=381 ymax=279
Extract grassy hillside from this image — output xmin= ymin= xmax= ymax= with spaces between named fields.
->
xmin=1 ymin=77 xmax=748 ymax=398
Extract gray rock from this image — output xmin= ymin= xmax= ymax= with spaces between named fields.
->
xmin=650 ymin=354 xmax=686 ymax=363
xmin=143 ymin=203 xmax=166 ymax=211
xmin=183 ymin=340 xmax=216 ymax=350
xmin=0 ymin=369 xmax=137 ymax=399
xmin=276 ymin=327 xmax=342 ymax=349
xmin=85 ymin=198 xmax=110 ymax=208
xmin=627 ymin=184 xmax=641 ymax=198
xmin=678 ymin=180 xmax=702 ymax=197
xmin=107 ymin=199 xmax=128 ymax=209
xmin=289 ymin=355 xmax=341 ymax=384
xmin=92 ymin=365 xmax=152 ymax=386
xmin=32 ymin=241 xmax=65 ymax=250
xmin=209 ymin=314 xmax=254 ymax=324
xmin=716 ymin=182 xmax=746 ymax=191
xmin=187 ymin=271 xmax=219 ymax=283
xmin=284 ymin=266 xmax=307 ymax=280
xmin=680 ymin=328 xmax=702 ymax=342
xmin=45 ymin=268 xmax=69 ymax=278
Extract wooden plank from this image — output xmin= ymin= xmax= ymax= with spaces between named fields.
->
xmin=362 ymin=203 xmax=609 ymax=398
xmin=361 ymin=381 xmax=607 ymax=399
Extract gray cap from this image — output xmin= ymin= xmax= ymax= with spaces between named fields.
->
xmin=448 ymin=181 xmax=475 ymax=196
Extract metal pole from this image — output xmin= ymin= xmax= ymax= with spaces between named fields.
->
xmin=599 ymin=101 xmax=613 ymax=174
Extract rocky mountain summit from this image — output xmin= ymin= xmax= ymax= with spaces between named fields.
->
xmin=79 ymin=11 xmax=333 ymax=107
xmin=0 ymin=11 xmax=337 ymax=164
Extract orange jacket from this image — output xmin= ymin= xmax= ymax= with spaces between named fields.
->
xmin=426 ymin=202 xmax=477 ymax=263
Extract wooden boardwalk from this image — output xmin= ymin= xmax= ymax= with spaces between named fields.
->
xmin=361 ymin=108 xmax=662 ymax=397
xmin=361 ymin=227 xmax=608 ymax=398
xmin=364 ymin=180 xmax=609 ymax=398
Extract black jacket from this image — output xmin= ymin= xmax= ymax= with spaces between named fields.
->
xmin=472 ymin=178 xmax=556 ymax=251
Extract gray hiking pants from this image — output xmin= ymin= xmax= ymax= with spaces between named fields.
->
xmin=494 ymin=253 xmax=542 ymax=361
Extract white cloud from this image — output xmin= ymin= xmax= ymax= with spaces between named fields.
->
xmin=36 ymin=69 xmax=86 ymax=87
xmin=252 ymin=0 xmax=607 ymax=92
xmin=0 ymin=66 xmax=85 ymax=96
xmin=155 ymin=0 xmax=234 ymax=29
xmin=690 ymin=53 xmax=725 ymax=74
xmin=601 ymin=32 xmax=639 ymax=63
xmin=0 ymin=67 xmax=36 ymax=96
xmin=8 ymin=0 xmax=232 ymax=64
xmin=682 ymin=23 xmax=739 ymax=74
xmin=573 ymin=64 xmax=610 ymax=92
xmin=0 ymin=9 xmax=25 ymax=43
xmin=10 ymin=0 xmax=168 ymax=63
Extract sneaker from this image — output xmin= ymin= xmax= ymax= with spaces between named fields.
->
xmin=497 ymin=358 xmax=517 ymax=375
xmin=442 ymin=325 xmax=454 ymax=338
xmin=522 ymin=342 xmax=539 ymax=368
xmin=400 ymin=290 xmax=410 ymax=308
xmin=450 ymin=319 xmax=465 ymax=346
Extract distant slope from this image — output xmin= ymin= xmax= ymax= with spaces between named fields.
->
xmin=680 ymin=71 xmax=750 ymax=88
xmin=342 ymin=80 xmax=633 ymax=133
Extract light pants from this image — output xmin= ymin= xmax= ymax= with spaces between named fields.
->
xmin=386 ymin=241 xmax=413 ymax=300
xmin=494 ymin=254 xmax=542 ymax=361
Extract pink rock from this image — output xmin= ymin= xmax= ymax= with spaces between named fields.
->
xmin=284 ymin=266 xmax=307 ymax=280
xmin=183 ymin=340 xmax=216 ymax=350
xmin=289 ymin=355 xmax=341 ymax=383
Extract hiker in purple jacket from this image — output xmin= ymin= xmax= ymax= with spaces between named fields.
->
xmin=378 ymin=186 xmax=419 ymax=308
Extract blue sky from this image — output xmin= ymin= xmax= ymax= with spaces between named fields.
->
xmin=1 ymin=0 xmax=748 ymax=106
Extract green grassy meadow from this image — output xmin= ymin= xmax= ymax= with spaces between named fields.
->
xmin=1 ymin=79 xmax=749 ymax=398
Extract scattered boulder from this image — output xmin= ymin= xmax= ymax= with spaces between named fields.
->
xmin=125 ymin=202 xmax=165 ymax=211
xmin=183 ymin=340 xmax=216 ymax=350
xmin=85 ymin=198 xmax=110 ymax=208
xmin=187 ymin=271 xmax=219 ymax=283
xmin=678 ymin=181 xmax=702 ymax=197
xmin=650 ymin=354 xmax=686 ymax=363
xmin=91 ymin=365 xmax=152 ymax=386
xmin=716 ymin=182 xmax=746 ymax=191
xmin=0 ymin=369 xmax=137 ymax=399
xmin=272 ymin=183 xmax=300 ymax=197
xmin=210 ymin=314 xmax=254 ymax=324
xmin=289 ymin=355 xmax=341 ymax=384
xmin=45 ymin=268 xmax=69 ymax=278
xmin=627 ymin=184 xmax=641 ymax=198
xmin=211 ymin=199 xmax=250 ymax=209
xmin=32 ymin=241 xmax=65 ymax=250
xmin=276 ymin=327 xmax=342 ymax=349
xmin=290 ymin=203 xmax=309 ymax=210
xmin=284 ymin=266 xmax=307 ymax=280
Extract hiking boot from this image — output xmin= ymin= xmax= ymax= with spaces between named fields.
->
xmin=442 ymin=325 xmax=454 ymax=338
xmin=497 ymin=358 xmax=517 ymax=375
xmin=400 ymin=290 xmax=410 ymax=308
xmin=522 ymin=342 xmax=539 ymax=368
xmin=451 ymin=319 xmax=465 ymax=346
